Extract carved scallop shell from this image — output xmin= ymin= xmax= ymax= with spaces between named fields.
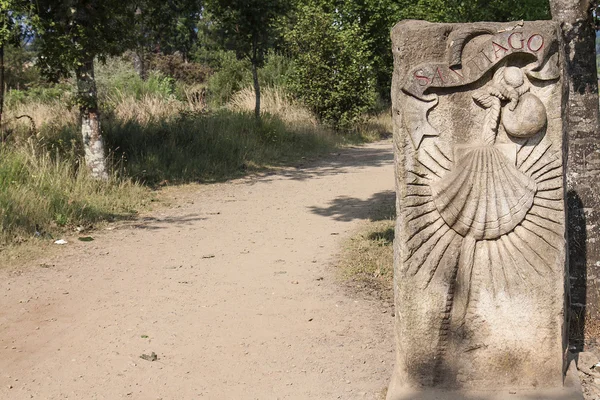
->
xmin=430 ymin=146 xmax=537 ymax=240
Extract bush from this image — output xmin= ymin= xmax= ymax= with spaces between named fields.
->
xmin=286 ymin=3 xmax=377 ymax=130
xmin=95 ymin=57 xmax=177 ymax=104
xmin=148 ymin=53 xmax=212 ymax=85
xmin=4 ymin=42 xmax=43 ymax=92
xmin=206 ymin=51 xmax=252 ymax=106
xmin=258 ymin=52 xmax=296 ymax=89
xmin=5 ymin=83 xmax=73 ymax=108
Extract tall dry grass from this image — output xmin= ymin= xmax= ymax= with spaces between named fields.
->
xmin=5 ymin=100 xmax=78 ymax=133
xmin=228 ymin=86 xmax=393 ymax=141
xmin=228 ymin=86 xmax=317 ymax=125
xmin=0 ymin=140 xmax=148 ymax=246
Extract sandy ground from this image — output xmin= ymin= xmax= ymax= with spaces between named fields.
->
xmin=0 ymin=141 xmax=396 ymax=400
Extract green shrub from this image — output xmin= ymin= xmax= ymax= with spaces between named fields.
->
xmin=206 ymin=51 xmax=252 ymax=106
xmin=5 ymin=42 xmax=43 ymax=92
xmin=95 ymin=57 xmax=177 ymax=103
xmin=286 ymin=3 xmax=377 ymax=130
xmin=5 ymin=83 xmax=73 ymax=107
xmin=258 ymin=52 xmax=295 ymax=89
xmin=148 ymin=53 xmax=212 ymax=84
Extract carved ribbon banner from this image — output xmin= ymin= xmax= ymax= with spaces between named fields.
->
xmin=403 ymin=29 xmax=558 ymax=100
xmin=401 ymin=27 xmax=559 ymax=150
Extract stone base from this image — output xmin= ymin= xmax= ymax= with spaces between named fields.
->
xmin=386 ymin=361 xmax=584 ymax=400
xmin=386 ymin=388 xmax=583 ymax=400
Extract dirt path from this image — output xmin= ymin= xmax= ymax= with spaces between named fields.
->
xmin=0 ymin=141 xmax=395 ymax=400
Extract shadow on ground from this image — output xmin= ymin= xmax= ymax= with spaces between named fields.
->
xmin=119 ymin=214 xmax=209 ymax=230
xmin=309 ymin=190 xmax=396 ymax=222
xmin=253 ymin=144 xmax=394 ymax=183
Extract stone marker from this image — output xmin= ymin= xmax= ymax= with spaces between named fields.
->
xmin=389 ymin=20 xmax=581 ymax=399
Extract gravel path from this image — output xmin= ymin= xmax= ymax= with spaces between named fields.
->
xmin=0 ymin=140 xmax=395 ymax=400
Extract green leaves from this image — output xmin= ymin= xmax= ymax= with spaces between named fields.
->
xmin=206 ymin=0 xmax=290 ymax=64
xmin=31 ymin=0 xmax=137 ymax=81
xmin=286 ymin=3 xmax=377 ymax=130
xmin=133 ymin=0 xmax=202 ymax=59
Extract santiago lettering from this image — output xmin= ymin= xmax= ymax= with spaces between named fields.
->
xmin=403 ymin=30 xmax=550 ymax=99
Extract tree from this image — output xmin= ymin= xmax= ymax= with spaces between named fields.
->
xmin=325 ymin=0 xmax=400 ymax=104
xmin=207 ymin=0 xmax=291 ymax=120
xmin=312 ymin=0 xmax=550 ymax=106
xmin=286 ymin=2 xmax=376 ymax=130
xmin=0 ymin=0 xmax=31 ymax=129
xmin=31 ymin=0 xmax=136 ymax=179
xmin=549 ymin=0 xmax=600 ymax=347
xmin=130 ymin=0 xmax=203 ymax=79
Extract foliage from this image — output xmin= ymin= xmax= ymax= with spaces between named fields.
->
xmin=206 ymin=51 xmax=295 ymax=106
xmin=257 ymin=51 xmax=295 ymax=89
xmin=326 ymin=0 xmax=401 ymax=103
xmin=192 ymin=10 xmax=224 ymax=68
xmin=95 ymin=57 xmax=177 ymax=103
xmin=4 ymin=41 xmax=42 ymax=90
xmin=132 ymin=0 xmax=202 ymax=60
xmin=147 ymin=53 xmax=211 ymax=84
xmin=207 ymin=0 xmax=292 ymax=117
xmin=445 ymin=0 xmax=550 ymax=22
xmin=31 ymin=0 xmax=136 ymax=80
xmin=0 ymin=0 xmax=32 ymax=47
xmin=206 ymin=0 xmax=290 ymax=65
xmin=206 ymin=51 xmax=252 ymax=106
xmin=6 ymin=84 xmax=70 ymax=107
xmin=286 ymin=2 xmax=377 ymax=130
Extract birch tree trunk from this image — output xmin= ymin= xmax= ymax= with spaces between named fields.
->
xmin=76 ymin=59 xmax=108 ymax=180
xmin=132 ymin=50 xmax=147 ymax=80
xmin=251 ymin=39 xmax=261 ymax=120
xmin=550 ymin=0 xmax=600 ymax=347
xmin=252 ymin=60 xmax=261 ymax=120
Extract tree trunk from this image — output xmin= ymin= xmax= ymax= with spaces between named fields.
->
xmin=550 ymin=0 xmax=600 ymax=348
xmin=76 ymin=59 xmax=108 ymax=180
xmin=132 ymin=49 xmax=147 ymax=80
xmin=251 ymin=38 xmax=261 ymax=120
xmin=252 ymin=59 xmax=261 ymax=120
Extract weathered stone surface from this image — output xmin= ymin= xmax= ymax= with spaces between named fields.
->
xmin=389 ymin=20 xmax=578 ymax=399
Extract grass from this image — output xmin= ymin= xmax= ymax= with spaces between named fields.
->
xmin=337 ymin=199 xmax=395 ymax=302
xmin=1 ymin=57 xmax=392 ymax=250
xmin=228 ymin=86 xmax=317 ymax=125
xmin=0 ymin=142 xmax=149 ymax=247
xmin=103 ymin=109 xmax=340 ymax=185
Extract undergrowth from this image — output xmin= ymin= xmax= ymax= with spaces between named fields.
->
xmin=103 ymin=109 xmax=340 ymax=185
xmin=1 ymin=57 xmax=392 ymax=249
xmin=337 ymin=198 xmax=396 ymax=302
xmin=0 ymin=143 xmax=148 ymax=246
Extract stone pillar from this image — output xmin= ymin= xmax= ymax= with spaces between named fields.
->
xmin=389 ymin=20 xmax=580 ymax=399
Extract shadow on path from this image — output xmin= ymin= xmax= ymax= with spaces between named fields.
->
xmin=120 ymin=214 xmax=209 ymax=230
xmin=309 ymin=190 xmax=396 ymax=222
xmin=254 ymin=143 xmax=394 ymax=183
